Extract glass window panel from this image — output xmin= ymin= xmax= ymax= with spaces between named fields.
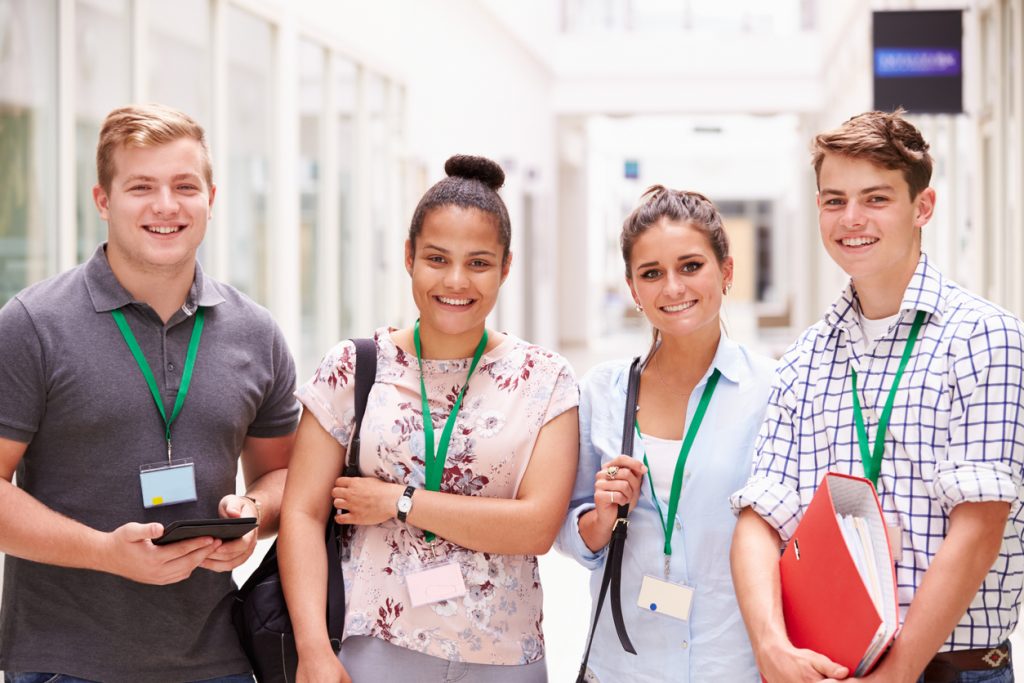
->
xmin=367 ymin=73 xmax=388 ymax=319
xmin=146 ymin=0 xmax=211 ymax=129
xmin=0 ymin=0 xmax=58 ymax=304
xmin=336 ymin=56 xmax=357 ymax=338
xmin=226 ymin=7 xmax=273 ymax=304
xmin=75 ymin=0 xmax=131 ymax=264
xmin=298 ymin=40 xmax=324 ymax=376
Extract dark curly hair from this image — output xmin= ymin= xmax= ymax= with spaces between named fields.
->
xmin=812 ymin=108 xmax=932 ymax=198
xmin=408 ymin=155 xmax=511 ymax=265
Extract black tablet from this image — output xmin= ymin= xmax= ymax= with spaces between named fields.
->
xmin=153 ymin=517 xmax=258 ymax=546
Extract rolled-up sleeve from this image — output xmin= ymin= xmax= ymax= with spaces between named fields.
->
xmin=934 ymin=316 xmax=1024 ymax=511
xmin=730 ymin=363 xmax=805 ymax=541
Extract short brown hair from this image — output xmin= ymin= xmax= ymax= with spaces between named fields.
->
xmin=96 ymin=104 xmax=212 ymax=192
xmin=621 ymin=185 xmax=731 ymax=361
xmin=811 ymin=108 xmax=932 ymax=198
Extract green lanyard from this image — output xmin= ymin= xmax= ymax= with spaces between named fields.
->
xmin=637 ymin=368 xmax=721 ymax=575
xmin=111 ymin=307 xmax=205 ymax=464
xmin=851 ymin=309 xmax=925 ymax=487
xmin=414 ymin=319 xmax=488 ymax=543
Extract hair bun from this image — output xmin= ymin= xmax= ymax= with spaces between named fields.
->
xmin=444 ymin=154 xmax=505 ymax=190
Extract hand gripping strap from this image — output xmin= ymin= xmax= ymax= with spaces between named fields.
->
xmin=576 ymin=356 xmax=641 ymax=682
xmin=324 ymin=338 xmax=377 ymax=640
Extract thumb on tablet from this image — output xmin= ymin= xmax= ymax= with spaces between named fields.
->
xmin=119 ymin=521 xmax=164 ymax=542
xmin=219 ymin=494 xmax=243 ymax=519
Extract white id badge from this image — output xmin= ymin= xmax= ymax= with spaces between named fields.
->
xmin=140 ymin=459 xmax=197 ymax=508
xmin=886 ymin=518 xmax=904 ymax=563
xmin=637 ymin=575 xmax=694 ymax=621
xmin=405 ymin=562 xmax=467 ymax=607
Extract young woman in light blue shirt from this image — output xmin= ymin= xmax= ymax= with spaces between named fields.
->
xmin=556 ymin=186 xmax=776 ymax=683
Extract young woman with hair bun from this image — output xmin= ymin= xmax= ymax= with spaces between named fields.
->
xmin=556 ymin=186 xmax=775 ymax=682
xmin=280 ymin=155 xmax=579 ymax=682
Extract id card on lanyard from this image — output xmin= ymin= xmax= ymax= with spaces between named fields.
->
xmin=403 ymin=320 xmax=487 ymax=606
xmin=111 ymin=307 xmax=205 ymax=509
xmin=850 ymin=309 xmax=925 ymax=562
xmin=633 ymin=368 xmax=721 ymax=621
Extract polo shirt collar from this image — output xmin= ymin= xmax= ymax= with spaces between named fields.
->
xmin=824 ymin=252 xmax=943 ymax=332
xmin=84 ymin=243 xmax=226 ymax=314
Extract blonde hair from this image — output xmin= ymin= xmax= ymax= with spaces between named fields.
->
xmin=96 ymin=104 xmax=212 ymax=192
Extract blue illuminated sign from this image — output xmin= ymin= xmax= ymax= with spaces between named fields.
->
xmin=874 ymin=48 xmax=961 ymax=78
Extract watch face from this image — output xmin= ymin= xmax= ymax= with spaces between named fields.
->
xmin=398 ymin=497 xmax=413 ymax=513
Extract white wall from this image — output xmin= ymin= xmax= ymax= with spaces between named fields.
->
xmin=290 ymin=0 xmax=560 ymax=346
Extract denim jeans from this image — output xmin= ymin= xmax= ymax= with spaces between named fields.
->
xmin=917 ymin=642 xmax=1014 ymax=683
xmin=5 ymin=673 xmax=255 ymax=683
xmin=917 ymin=667 xmax=1014 ymax=683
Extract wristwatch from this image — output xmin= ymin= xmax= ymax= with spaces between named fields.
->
xmin=396 ymin=486 xmax=416 ymax=522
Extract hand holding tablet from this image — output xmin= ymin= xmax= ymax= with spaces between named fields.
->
xmin=153 ymin=517 xmax=258 ymax=546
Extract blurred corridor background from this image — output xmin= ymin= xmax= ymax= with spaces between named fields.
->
xmin=2 ymin=0 xmax=1023 ymax=678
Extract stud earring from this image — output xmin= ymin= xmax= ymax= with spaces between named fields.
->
xmin=723 ymin=283 xmax=732 ymax=295
xmin=635 ymin=304 xmax=643 ymax=312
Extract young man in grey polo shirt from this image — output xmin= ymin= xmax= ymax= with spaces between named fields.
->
xmin=0 ymin=104 xmax=300 ymax=683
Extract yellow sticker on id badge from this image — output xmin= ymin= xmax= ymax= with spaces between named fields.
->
xmin=637 ymin=575 xmax=694 ymax=621
xmin=140 ymin=459 xmax=197 ymax=508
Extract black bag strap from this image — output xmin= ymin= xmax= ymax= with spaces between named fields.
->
xmin=234 ymin=339 xmax=376 ymax=620
xmin=325 ymin=337 xmax=376 ymax=639
xmin=576 ymin=356 xmax=641 ymax=682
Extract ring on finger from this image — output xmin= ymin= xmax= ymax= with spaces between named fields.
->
xmin=608 ymin=490 xmax=616 ymax=504
xmin=604 ymin=466 xmax=620 ymax=480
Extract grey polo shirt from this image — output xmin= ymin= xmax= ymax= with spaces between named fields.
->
xmin=0 ymin=245 xmax=299 ymax=682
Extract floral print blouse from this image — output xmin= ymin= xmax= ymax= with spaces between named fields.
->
xmin=296 ymin=327 xmax=579 ymax=665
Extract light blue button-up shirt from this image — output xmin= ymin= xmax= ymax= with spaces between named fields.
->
xmin=556 ymin=336 xmax=776 ymax=683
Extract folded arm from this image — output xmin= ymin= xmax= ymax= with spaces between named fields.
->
xmin=333 ymin=408 xmax=580 ymax=555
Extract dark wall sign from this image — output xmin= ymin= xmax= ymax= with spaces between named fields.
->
xmin=873 ymin=10 xmax=963 ymax=114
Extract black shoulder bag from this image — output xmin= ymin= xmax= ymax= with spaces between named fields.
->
xmin=576 ymin=356 xmax=642 ymax=683
xmin=233 ymin=337 xmax=376 ymax=683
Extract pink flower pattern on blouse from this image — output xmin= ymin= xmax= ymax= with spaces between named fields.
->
xmin=296 ymin=328 xmax=579 ymax=665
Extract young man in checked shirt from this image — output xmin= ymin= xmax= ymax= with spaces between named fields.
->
xmin=730 ymin=109 xmax=1024 ymax=683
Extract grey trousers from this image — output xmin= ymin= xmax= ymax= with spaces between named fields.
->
xmin=339 ymin=636 xmax=548 ymax=683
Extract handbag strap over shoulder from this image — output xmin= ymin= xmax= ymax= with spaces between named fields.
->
xmin=576 ymin=356 xmax=641 ymax=682
xmin=325 ymin=337 xmax=377 ymax=638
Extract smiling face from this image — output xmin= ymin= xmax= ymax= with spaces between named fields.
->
xmin=93 ymin=137 xmax=215 ymax=279
xmin=405 ymin=204 xmax=510 ymax=345
xmin=627 ymin=218 xmax=732 ymax=343
xmin=817 ymin=152 xmax=934 ymax=290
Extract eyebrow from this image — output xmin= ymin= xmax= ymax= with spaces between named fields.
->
xmin=820 ymin=184 xmax=896 ymax=196
xmin=636 ymin=254 xmax=704 ymax=269
xmin=122 ymin=173 xmax=202 ymax=184
xmin=421 ymin=243 xmax=498 ymax=257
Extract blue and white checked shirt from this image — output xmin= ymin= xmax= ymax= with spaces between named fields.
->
xmin=558 ymin=336 xmax=777 ymax=682
xmin=731 ymin=253 xmax=1024 ymax=651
